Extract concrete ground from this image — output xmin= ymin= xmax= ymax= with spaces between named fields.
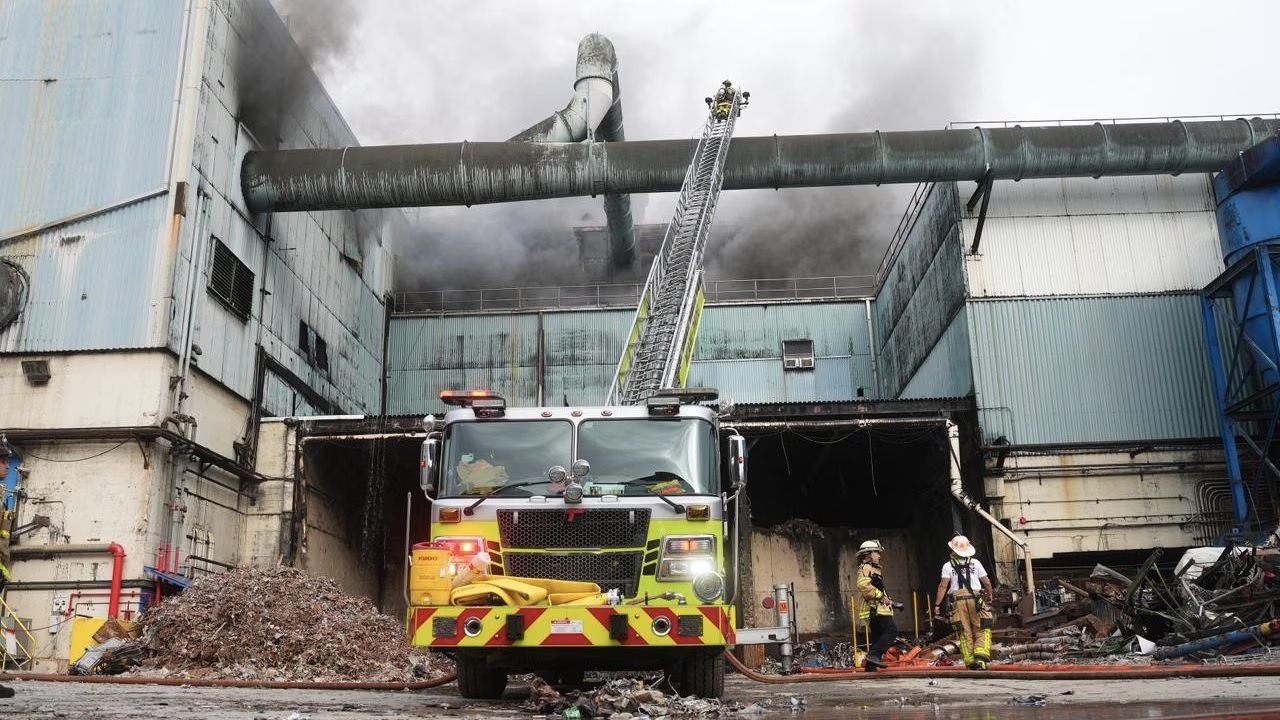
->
xmin=2 ymin=674 xmax=1280 ymax=719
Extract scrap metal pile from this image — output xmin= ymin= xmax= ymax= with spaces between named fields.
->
xmin=107 ymin=566 xmax=452 ymax=682
xmin=1058 ymin=543 xmax=1280 ymax=660
xmin=757 ymin=542 xmax=1280 ymax=674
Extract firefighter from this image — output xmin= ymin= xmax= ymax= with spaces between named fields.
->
xmin=933 ymin=534 xmax=994 ymax=669
xmin=855 ymin=539 xmax=898 ymax=671
xmin=713 ymin=80 xmax=735 ymax=120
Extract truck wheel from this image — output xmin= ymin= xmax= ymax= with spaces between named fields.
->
xmin=456 ymin=656 xmax=508 ymax=699
xmin=671 ymin=651 xmax=725 ymax=698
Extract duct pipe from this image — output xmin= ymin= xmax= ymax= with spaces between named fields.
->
xmin=242 ymin=118 xmax=1280 ymax=213
xmin=946 ymin=420 xmax=1036 ymax=613
xmin=509 ymin=33 xmax=636 ymax=271
xmin=11 ymin=543 xmax=127 ymax=618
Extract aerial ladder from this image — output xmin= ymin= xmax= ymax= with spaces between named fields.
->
xmin=608 ymin=83 xmax=749 ymax=405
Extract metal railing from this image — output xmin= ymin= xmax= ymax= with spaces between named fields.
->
xmin=392 ymin=275 xmax=876 ymax=315
xmin=947 ymin=112 xmax=1280 ymax=129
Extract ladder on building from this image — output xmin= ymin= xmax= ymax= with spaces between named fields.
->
xmin=609 ymin=85 xmax=747 ymax=405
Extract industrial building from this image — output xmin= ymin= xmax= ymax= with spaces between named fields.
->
xmin=1 ymin=0 xmax=1276 ymax=669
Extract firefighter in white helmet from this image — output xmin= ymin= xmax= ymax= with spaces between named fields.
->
xmin=855 ymin=539 xmax=898 ymax=671
xmin=933 ymin=534 xmax=994 ymax=669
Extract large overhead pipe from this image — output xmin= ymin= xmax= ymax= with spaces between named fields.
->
xmin=242 ymin=118 xmax=1280 ymax=213
xmin=510 ymin=34 xmax=635 ymax=270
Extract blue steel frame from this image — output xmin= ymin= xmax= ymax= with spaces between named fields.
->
xmin=1201 ymin=245 xmax=1280 ymax=536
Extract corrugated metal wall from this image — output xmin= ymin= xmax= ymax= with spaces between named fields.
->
xmin=899 ymin=306 xmax=972 ymax=399
xmin=385 ymin=302 xmax=871 ymax=414
xmin=963 ymin=175 xmax=1221 ymax=297
xmin=968 ymin=294 xmax=1219 ymax=444
xmin=178 ymin=0 xmax=391 ymax=415
xmin=875 ymin=183 xmax=967 ymax=397
xmin=0 ymin=0 xmax=184 ymax=234
xmin=0 ymin=1 xmax=185 ymax=352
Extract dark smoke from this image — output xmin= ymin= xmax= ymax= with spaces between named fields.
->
xmin=705 ymin=22 xmax=979 ymax=281
xmin=235 ymin=0 xmax=361 ymax=146
xmin=392 ymin=199 xmax=605 ymax=292
xmin=273 ymin=0 xmax=361 ymax=73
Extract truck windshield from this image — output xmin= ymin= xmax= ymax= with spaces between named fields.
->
xmin=577 ymin=418 xmax=718 ymax=495
xmin=441 ymin=420 xmax=573 ymax=496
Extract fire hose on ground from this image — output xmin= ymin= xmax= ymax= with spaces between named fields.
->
xmin=0 ymin=671 xmax=459 ymax=690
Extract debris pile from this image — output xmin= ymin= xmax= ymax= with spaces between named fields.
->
xmin=522 ymin=677 xmax=768 ymax=717
xmin=116 ymin=566 xmax=452 ymax=682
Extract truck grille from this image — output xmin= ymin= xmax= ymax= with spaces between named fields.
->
xmin=497 ymin=509 xmax=650 ymax=549
xmin=504 ymin=552 xmax=643 ymax=597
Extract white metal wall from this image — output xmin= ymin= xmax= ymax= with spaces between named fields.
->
xmin=963 ymin=175 xmax=1222 ymax=297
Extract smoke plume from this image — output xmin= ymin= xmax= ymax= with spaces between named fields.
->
xmin=235 ymin=0 xmax=362 ymax=146
xmin=705 ymin=21 xmax=978 ymax=281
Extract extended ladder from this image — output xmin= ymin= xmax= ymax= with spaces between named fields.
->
xmin=609 ymin=85 xmax=747 ymax=405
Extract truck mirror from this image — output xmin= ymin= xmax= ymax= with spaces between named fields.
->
xmin=728 ymin=435 xmax=747 ymax=489
xmin=420 ymin=438 xmax=439 ymax=495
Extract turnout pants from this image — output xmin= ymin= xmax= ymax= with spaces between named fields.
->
xmin=949 ymin=589 xmax=993 ymax=667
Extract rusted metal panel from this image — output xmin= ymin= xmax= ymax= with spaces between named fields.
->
xmin=241 ymin=120 xmax=1280 ymax=213
xmin=694 ymin=303 xmax=865 ymax=361
xmin=385 ymin=301 xmax=876 ymax=413
xmin=0 ymin=0 xmax=185 ymax=234
xmin=899 ymin=306 xmax=972 ymax=399
xmin=875 ymin=184 xmax=967 ymax=397
xmin=964 ymin=176 xmax=1223 ymax=297
xmin=0 ymin=195 xmax=171 ymax=352
xmin=687 ymin=358 xmax=864 ymax=404
xmin=969 ymin=294 xmax=1218 ymax=444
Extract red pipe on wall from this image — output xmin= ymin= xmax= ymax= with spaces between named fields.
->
xmin=107 ymin=542 xmax=125 ymax=619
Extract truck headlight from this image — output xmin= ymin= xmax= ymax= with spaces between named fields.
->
xmin=693 ymin=573 xmax=725 ymax=602
xmin=657 ymin=535 xmax=716 ymax=581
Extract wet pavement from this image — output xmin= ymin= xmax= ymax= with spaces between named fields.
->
xmin=2 ymin=674 xmax=1280 ymax=719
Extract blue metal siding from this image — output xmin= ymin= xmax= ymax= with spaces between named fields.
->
xmin=687 ymin=357 xmax=861 ymax=404
xmin=968 ymin=294 xmax=1219 ymax=444
xmin=543 ymin=309 xmax=632 ymax=407
xmin=874 ymin=184 xmax=967 ymax=397
xmin=0 ymin=0 xmax=184 ymax=234
xmin=385 ymin=301 xmax=872 ymax=413
xmin=0 ymin=195 xmax=171 ymax=351
xmin=899 ymin=306 xmax=973 ymax=399
xmin=176 ymin=0 xmax=390 ymax=414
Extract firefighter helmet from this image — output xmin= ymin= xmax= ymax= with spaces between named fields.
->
xmin=857 ymin=539 xmax=884 ymax=555
xmin=948 ymin=534 xmax=976 ymax=558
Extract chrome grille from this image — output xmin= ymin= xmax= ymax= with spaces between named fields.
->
xmin=504 ymin=552 xmax=643 ymax=597
xmin=497 ymin=509 xmax=650 ymax=549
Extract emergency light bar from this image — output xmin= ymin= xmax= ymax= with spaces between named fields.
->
xmin=440 ymin=389 xmax=506 ymax=408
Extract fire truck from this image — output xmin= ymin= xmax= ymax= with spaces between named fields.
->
xmin=407 ymin=86 xmax=776 ymax=699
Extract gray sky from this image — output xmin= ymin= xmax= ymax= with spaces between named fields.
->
xmin=277 ymin=0 xmax=1280 ymax=290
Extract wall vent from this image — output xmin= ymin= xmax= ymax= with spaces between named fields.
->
xmin=21 ymin=359 xmax=51 ymax=385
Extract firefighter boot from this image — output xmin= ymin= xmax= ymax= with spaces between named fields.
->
xmin=954 ymin=624 xmax=975 ymax=669
xmin=0 ymin=684 xmax=13 ymax=698
xmin=974 ymin=628 xmax=993 ymax=665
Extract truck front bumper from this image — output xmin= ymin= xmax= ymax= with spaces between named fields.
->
xmin=409 ymin=604 xmax=735 ymax=649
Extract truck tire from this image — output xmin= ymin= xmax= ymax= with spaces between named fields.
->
xmin=456 ymin=656 xmax=508 ymax=699
xmin=671 ymin=651 xmax=725 ymax=698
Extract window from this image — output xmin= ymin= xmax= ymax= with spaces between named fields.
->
xmin=299 ymin=320 xmax=311 ymax=359
xmin=208 ymin=238 xmax=254 ymax=320
xmin=782 ymin=339 xmax=815 ymax=371
xmin=298 ymin=320 xmax=329 ymax=372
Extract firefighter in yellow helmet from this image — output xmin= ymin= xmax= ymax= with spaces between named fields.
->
xmin=933 ymin=534 xmax=994 ymax=669
xmin=855 ymin=539 xmax=898 ymax=671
